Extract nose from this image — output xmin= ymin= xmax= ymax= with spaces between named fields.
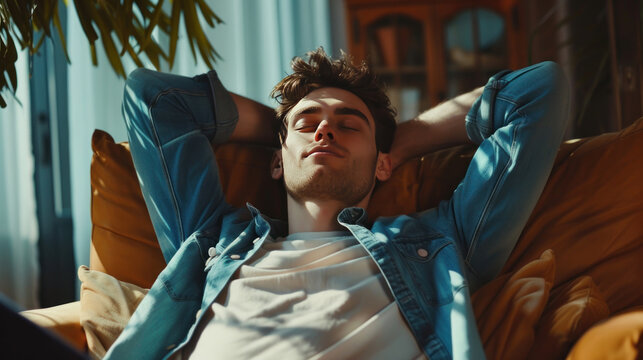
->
xmin=314 ymin=120 xmax=335 ymax=142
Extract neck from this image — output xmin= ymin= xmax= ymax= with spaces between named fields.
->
xmin=286 ymin=195 xmax=369 ymax=234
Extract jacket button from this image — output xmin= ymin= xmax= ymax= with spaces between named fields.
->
xmin=417 ymin=248 xmax=429 ymax=258
xmin=230 ymin=254 xmax=241 ymax=260
xmin=208 ymin=247 xmax=217 ymax=257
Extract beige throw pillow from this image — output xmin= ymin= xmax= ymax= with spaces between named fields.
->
xmin=78 ymin=265 xmax=149 ymax=359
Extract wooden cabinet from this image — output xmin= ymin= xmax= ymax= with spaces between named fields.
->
xmin=345 ymin=0 xmax=527 ymax=121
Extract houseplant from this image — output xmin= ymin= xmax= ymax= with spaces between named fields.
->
xmin=0 ymin=0 xmax=222 ymax=108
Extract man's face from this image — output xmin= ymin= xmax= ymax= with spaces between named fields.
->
xmin=272 ymin=87 xmax=391 ymax=206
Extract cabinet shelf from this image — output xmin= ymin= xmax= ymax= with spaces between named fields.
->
xmin=346 ymin=0 xmax=526 ymax=112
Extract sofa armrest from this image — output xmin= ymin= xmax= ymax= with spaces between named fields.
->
xmin=21 ymin=301 xmax=86 ymax=352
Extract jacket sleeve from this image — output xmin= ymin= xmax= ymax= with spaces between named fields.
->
xmin=121 ymin=68 xmax=239 ymax=262
xmin=429 ymin=61 xmax=570 ymax=290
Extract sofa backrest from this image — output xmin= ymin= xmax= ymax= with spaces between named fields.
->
xmin=89 ymin=119 xmax=643 ymax=318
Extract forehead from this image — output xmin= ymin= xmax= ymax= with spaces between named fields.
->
xmin=286 ymin=87 xmax=374 ymax=124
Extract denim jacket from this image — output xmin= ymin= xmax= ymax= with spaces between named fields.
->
xmin=106 ymin=62 xmax=569 ymax=360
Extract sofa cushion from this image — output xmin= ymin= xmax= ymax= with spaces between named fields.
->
xmin=528 ymin=275 xmax=610 ymax=359
xmin=499 ymin=117 xmax=643 ymax=314
xmin=90 ymin=132 xmax=164 ymax=288
xmin=472 ymin=249 xmax=555 ymax=360
xmin=78 ymin=266 xmax=149 ymax=359
xmin=20 ymin=301 xmax=87 ymax=352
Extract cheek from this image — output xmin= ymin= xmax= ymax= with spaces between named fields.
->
xmin=280 ymin=142 xmax=300 ymax=169
xmin=354 ymin=140 xmax=378 ymax=161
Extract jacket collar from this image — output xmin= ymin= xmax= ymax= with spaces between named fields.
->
xmin=245 ymin=203 xmax=369 ymax=237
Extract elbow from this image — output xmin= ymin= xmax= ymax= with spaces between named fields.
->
xmin=123 ymin=68 xmax=157 ymax=107
xmin=122 ymin=68 xmax=165 ymax=129
xmin=534 ymin=61 xmax=571 ymax=134
xmin=537 ymin=61 xmax=570 ymax=104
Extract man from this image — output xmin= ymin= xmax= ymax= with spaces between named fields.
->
xmin=108 ymin=48 xmax=569 ymax=359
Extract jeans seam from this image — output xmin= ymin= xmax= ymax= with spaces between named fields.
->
xmin=496 ymin=94 xmax=519 ymax=106
xmin=466 ymin=123 xmax=519 ymax=264
xmin=147 ymin=90 xmax=190 ymax=245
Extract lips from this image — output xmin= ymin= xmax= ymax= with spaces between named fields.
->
xmin=305 ymin=145 xmax=344 ymax=158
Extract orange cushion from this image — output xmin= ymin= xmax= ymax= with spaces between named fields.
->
xmin=472 ymin=249 xmax=556 ymax=360
xmin=21 ymin=302 xmax=87 ymax=352
xmin=90 ymin=131 xmax=165 ymax=288
xmin=78 ymin=266 xmax=148 ymax=359
xmin=500 ymin=118 xmax=643 ymax=314
xmin=528 ymin=276 xmax=610 ymax=359
xmin=567 ymin=308 xmax=643 ymax=360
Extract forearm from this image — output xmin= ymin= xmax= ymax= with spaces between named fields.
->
xmin=228 ymin=93 xmax=279 ymax=147
xmin=389 ymin=87 xmax=483 ymax=169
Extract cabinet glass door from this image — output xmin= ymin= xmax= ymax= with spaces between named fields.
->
xmin=444 ymin=8 xmax=507 ymax=98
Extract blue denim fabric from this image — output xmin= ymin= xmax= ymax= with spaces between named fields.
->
xmin=105 ymin=62 xmax=569 ymax=360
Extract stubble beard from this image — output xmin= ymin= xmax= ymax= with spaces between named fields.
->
xmin=284 ymin=157 xmax=378 ymax=207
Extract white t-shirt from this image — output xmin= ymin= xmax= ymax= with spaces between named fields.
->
xmin=177 ymin=231 xmax=426 ymax=359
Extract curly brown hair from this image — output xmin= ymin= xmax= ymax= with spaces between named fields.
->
xmin=270 ymin=47 xmax=397 ymax=153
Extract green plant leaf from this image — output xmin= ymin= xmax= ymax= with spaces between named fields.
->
xmin=72 ymin=0 xmax=99 ymax=43
xmin=168 ymin=0 xmax=182 ymax=69
xmin=52 ymin=6 xmax=70 ymax=62
xmin=7 ymin=35 xmax=18 ymax=90
xmin=90 ymin=41 xmax=98 ymax=66
xmin=0 ymin=0 xmax=223 ymax=108
xmin=142 ymin=0 xmax=165 ymax=50
xmin=180 ymin=0 xmax=199 ymax=63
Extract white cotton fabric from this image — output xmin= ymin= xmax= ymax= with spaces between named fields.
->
xmin=180 ymin=231 xmax=426 ymax=360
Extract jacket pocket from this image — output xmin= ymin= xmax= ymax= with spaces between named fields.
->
xmin=393 ymin=236 xmax=466 ymax=306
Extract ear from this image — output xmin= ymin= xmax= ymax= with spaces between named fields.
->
xmin=271 ymin=150 xmax=283 ymax=180
xmin=375 ymin=152 xmax=392 ymax=181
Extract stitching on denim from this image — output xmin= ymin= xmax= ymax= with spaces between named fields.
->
xmin=394 ymin=232 xmax=444 ymax=242
xmin=495 ymin=94 xmax=519 ymax=106
xmin=147 ymin=89 xmax=188 ymax=246
xmin=193 ymin=237 xmax=206 ymax=263
xmin=466 ymin=124 xmax=519 ymax=264
xmin=453 ymin=283 xmax=468 ymax=294
xmin=160 ymin=277 xmax=200 ymax=302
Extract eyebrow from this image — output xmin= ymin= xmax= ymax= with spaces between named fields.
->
xmin=293 ymin=106 xmax=371 ymax=127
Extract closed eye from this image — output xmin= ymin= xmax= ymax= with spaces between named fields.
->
xmin=339 ymin=119 xmax=362 ymax=131
xmin=296 ymin=125 xmax=317 ymax=132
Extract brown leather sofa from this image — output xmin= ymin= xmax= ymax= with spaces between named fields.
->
xmin=22 ymin=117 xmax=643 ymax=359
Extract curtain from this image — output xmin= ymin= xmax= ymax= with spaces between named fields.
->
xmin=0 ymin=49 xmax=40 ymax=309
xmin=171 ymin=0 xmax=334 ymax=104
xmin=68 ymin=0 xmax=335 ymax=285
